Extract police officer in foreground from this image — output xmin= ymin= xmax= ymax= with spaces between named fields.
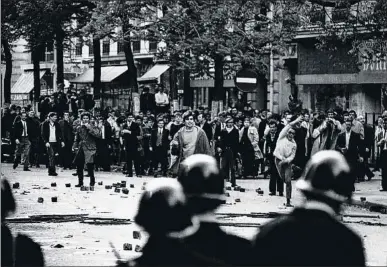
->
xmin=130 ymin=178 xmax=203 ymax=266
xmin=177 ymin=154 xmax=253 ymax=266
xmin=2 ymin=177 xmax=45 ymax=266
xmin=252 ymin=150 xmax=366 ymax=266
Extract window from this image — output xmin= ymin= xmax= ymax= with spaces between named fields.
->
xmin=132 ymin=40 xmax=141 ymax=53
xmin=75 ymin=42 xmax=83 ymax=56
xmin=332 ymin=8 xmax=350 ymax=23
xmin=149 ymin=41 xmax=157 ymax=52
xmin=45 ymin=42 xmax=54 ymax=61
xmin=102 ymin=40 xmax=110 ymax=55
xmin=117 ymin=41 xmax=124 ymax=54
xmin=89 ymin=41 xmax=93 ymax=56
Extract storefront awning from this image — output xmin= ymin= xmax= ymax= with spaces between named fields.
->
xmin=11 ymin=70 xmax=47 ymax=94
xmin=138 ymin=64 xmax=170 ymax=82
xmin=295 ymin=73 xmax=387 ymax=84
xmin=70 ymin=66 xmax=128 ymax=83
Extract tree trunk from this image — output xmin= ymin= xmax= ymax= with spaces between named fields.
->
xmin=32 ymin=45 xmax=42 ymax=103
xmin=212 ymin=54 xmax=224 ymax=114
xmin=122 ymin=23 xmax=138 ymax=93
xmin=55 ymin=27 xmax=65 ymax=86
xmin=2 ymin=38 xmax=12 ymax=104
xmin=93 ymin=38 xmax=101 ymax=100
xmin=183 ymin=67 xmax=192 ymax=108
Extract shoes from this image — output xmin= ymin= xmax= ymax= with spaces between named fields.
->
xmin=126 ymin=174 xmax=133 ymax=177
xmin=279 ymin=192 xmax=284 ymax=197
xmin=13 ymin=162 xmax=18 ymax=169
xmin=285 ymin=203 xmax=294 ymax=207
xmin=49 ymin=173 xmax=58 ymax=176
xmin=23 ymin=168 xmax=31 ymax=171
xmin=380 ymin=189 xmax=387 ymax=192
xmin=154 ymin=174 xmax=158 ymax=178
xmin=75 ymin=184 xmax=83 ymax=187
xmin=137 ymin=175 xmax=142 ymax=178
xmin=269 ymin=192 xmax=276 ymax=196
xmin=85 ymin=174 xmax=90 ymax=177
xmin=72 ymin=173 xmax=78 ymax=176
xmin=36 ymin=165 xmax=40 ymax=168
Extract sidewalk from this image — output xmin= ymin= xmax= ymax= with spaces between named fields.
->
xmin=1 ymin=163 xmax=386 ymax=219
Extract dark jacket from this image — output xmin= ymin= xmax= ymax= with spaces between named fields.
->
xmin=252 ymin=208 xmax=365 ymax=266
xmin=72 ymin=123 xmax=101 ymax=164
xmin=121 ymin=122 xmax=141 ymax=149
xmin=59 ymin=119 xmax=73 ymax=144
xmin=150 ymin=127 xmax=169 ymax=149
xmin=99 ymin=121 xmax=113 ymax=145
xmin=198 ymin=122 xmax=213 ymax=142
xmin=218 ymin=128 xmax=239 ymax=154
xmin=140 ymin=92 xmax=156 ymax=113
xmin=363 ymin=124 xmax=374 ymax=157
xmin=265 ymin=130 xmax=280 ymax=157
xmin=13 ymin=119 xmax=36 ymax=141
xmin=336 ymin=131 xmax=364 ymax=163
xmin=41 ymin=121 xmax=63 ymax=144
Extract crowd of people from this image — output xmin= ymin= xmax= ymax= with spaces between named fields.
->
xmin=2 ymin=86 xmax=387 ymax=206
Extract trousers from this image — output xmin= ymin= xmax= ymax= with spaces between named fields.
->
xmin=275 ymin=158 xmax=292 ymax=200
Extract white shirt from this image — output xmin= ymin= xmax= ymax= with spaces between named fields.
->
xmin=22 ymin=121 xmax=28 ymax=137
xmin=49 ymin=123 xmax=57 ymax=142
xmin=345 ymin=131 xmax=351 ymax=149
xmin=383 ymin=130 xmax=387 ymax=151
xmin=101 ymin=125 xmax=105 ymax=139
xmin=159 ymin=128 xmax=163 ymax=135
xmin=155 ymin=92 xmax=169 ymax=105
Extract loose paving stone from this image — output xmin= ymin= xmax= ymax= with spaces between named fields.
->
xmin=38 ymin=197 xmax=44 ymax=203
xmin=90 ymin=186 xmax=95 ymax=191
xmin=220 ymin=200 xmax=227 ymax=204
xmin=51 ymin=182 xmax=57 ymax=187
xmin=52 ymin=244 xmax=64 ymax=248
xmin=141 ymin=186 xmax=145 ymax=190
xmin=51 ymin=197 xmax=58 ymax=202
xmin=98 ymin=181 xmax=103 ymax=185
xmin=135 ymin=245 xmax=142 ymax=252
xmin=133 ymin=231 xmax=141 ymax=239
xmin=114 ymin=188 xmax=121 ymax=193
xmin=12 ymin=182 xmax=20 ymax=189
xmin=239 ymin=188 xmax=246 ymax=192
xmin=225 ymin=193 xmax=230 ymax=197
xmin=361 ymin=197 xmax=366 ymax=202
xmin=235 ymin=198 xmax=241 ymax=202
xmin=121 ymin=181 xmax=127 ymax=187
xmin=64 ymin=235 xmax=73 ymax=238
xmin=122 ymin=188 xmax=129 ymax=194
xmin=123 ymin=243 xmax=132 ymax=251
xmin=130 ymin=184 xmax=135 ymax=188
xmin=81 ymin=186 xmax=88 ymax=191
xmin=65 ymin=183 xmax=71 ymax=187
xmin=225 ymin=186 xmax=232 ymax=191
xmin=105 ymin=185 xmax=112 ymax=189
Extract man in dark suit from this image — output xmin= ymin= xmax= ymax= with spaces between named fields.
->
xmin=376 ymin=117 xmax=387 ymax=191
xmin=359 ymin=115 xmax=375 ymax=181
xmin=265 ymin=120 xmax=283 ymax=196
xmin=149 ymin=118 xmax=169 ymax=177
xmin=252 ymin=151 xmax=366 ymax=266
xmin=41 ymin=112 xmax=64 ymax=176
xmin=27 ymin=110 xmax=42 ymax=168
xmin=214 ymin=112 xmax=226 ymax=142
xmin=96 ymin=117 xmax=113 ymax=171
xmin=336 ymin=119 xmax=364 ymax=189
xmin=218 ymin=118 xmax=240 ymax=187
xmin=197 ymin=113 xmax=213 ymax=142
xmin=121 ymin=113 xmax=142 ymax=177
xmin=140 ymin=86 xmax=156 ymax=114
xmin=59 ymin=112 xmax=74 ymax=170
xmin=13 ymin=112 xmax=35 ymax=171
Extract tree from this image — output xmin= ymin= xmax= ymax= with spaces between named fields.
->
xmin=149 ymin=0 xmax=305 ymax=111
xmin=1 ymin=0 xmax=20 ymax=104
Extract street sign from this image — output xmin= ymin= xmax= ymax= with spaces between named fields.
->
xmin=235 ymin=68 xmax=259 ymax=92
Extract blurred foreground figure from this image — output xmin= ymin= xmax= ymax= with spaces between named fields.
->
xmin=2 ymin=178 xmax=45 ymax=266
xmin=177 ymin=154 xmax=253 ymax=266
xmin=252 ymin=151 xmax=365 ymax=266
xmin=131 ymin=178 xmax=202 ymax=266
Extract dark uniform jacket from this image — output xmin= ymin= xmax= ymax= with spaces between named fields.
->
xmin=198 ymin=121 xmax=213 ymax=142
xmin=252 ymin=208 xmax=365 ymax=266
xmin=336 ymin=131 xmax=364 ymax=163
xmin=150 ymin=127 xmax=169 ymax=149
xmin=59 ymin=119 xmax=73 ymax=144
xmin=218 ymin=128 xmax=239 ymax=154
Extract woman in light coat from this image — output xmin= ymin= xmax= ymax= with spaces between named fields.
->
xmin=239 ymin=118 xmax=263 ymax=178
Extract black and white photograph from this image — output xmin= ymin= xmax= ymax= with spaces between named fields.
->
xmin=1 ymin=0 xmax=387 ymax=266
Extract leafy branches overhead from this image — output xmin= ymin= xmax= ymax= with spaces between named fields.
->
xmin=149 ymin=0 xmax=305 ymax=79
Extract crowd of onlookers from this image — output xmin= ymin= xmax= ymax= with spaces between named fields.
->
xmin=2 ymin=86 xmax=387 ymax=204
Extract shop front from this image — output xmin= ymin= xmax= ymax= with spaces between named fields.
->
xmin=295 ymin=40 xmax=387 ymax=119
